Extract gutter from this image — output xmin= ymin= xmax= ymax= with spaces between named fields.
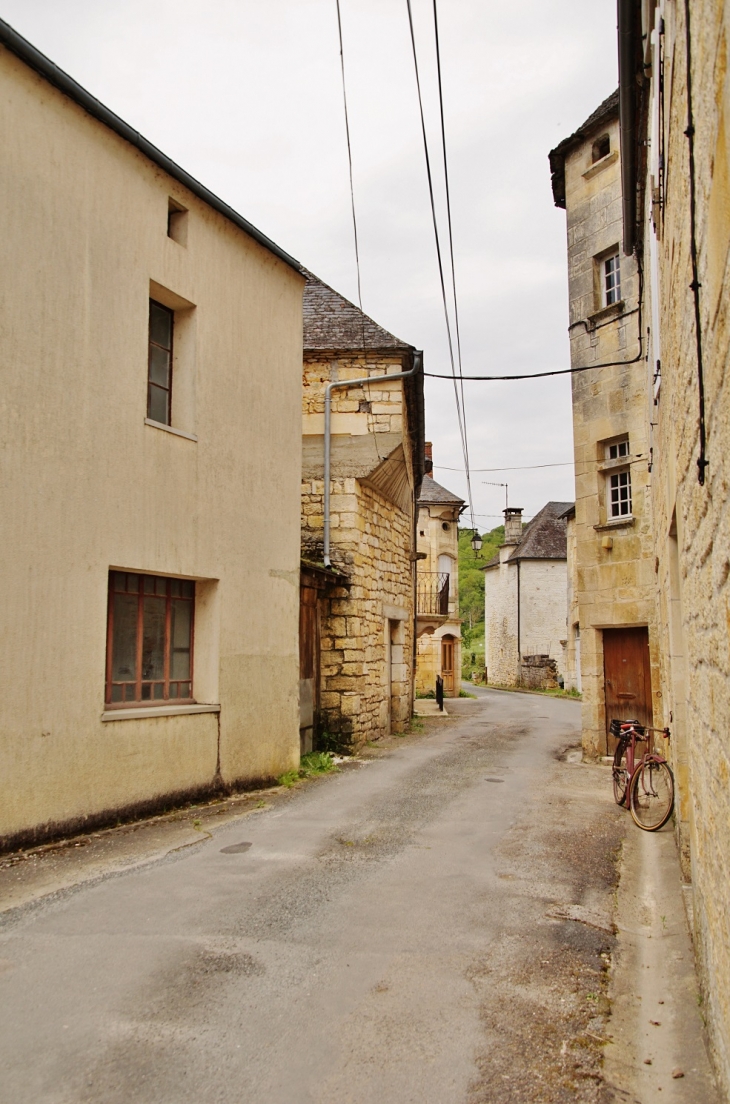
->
xmin=617 ymin=0 xmax=640 ymax=255
xmin=0 ymin=18 xmax=301 ymax=273
xmin=323 ymin=351 xmax=423 ymax=567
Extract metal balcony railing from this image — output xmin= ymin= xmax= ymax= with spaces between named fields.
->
xmin=417 ymin=571 xmax=450 ymax=615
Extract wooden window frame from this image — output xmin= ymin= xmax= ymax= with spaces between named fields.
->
xmin=148 ymin=299 xmax=174 ymax=426
xmin=105 ymin=572 xmax=195 ymax=708
xmin=603 ymin=253 xmax=622 ymax=307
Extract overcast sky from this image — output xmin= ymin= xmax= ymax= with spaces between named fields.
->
xmin=2 ymin=1 xmax=618 ymax=528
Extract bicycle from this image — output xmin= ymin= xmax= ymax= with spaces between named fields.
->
xmin=610 ymin=719 xmax=674 ymax=831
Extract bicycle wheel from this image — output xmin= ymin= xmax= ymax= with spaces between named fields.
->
xmin=629 ymin=759 xmax=674 ymax=831
xmin=612 ymin=743 xmax=629 ymax=807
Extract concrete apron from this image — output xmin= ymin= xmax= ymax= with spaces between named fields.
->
xmin=605 ymin=823 xmax=719 ymax=1102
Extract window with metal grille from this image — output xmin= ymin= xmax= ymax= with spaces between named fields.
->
xmin=148 ymin=300 xmax=173 ymax=425
xmin=106 ymin=572 xmax=194 ymax=706
xmin=603 ymin=253 xmax=621 ymax=306
xmin=609 ymin=470 xmax=632 ymax=518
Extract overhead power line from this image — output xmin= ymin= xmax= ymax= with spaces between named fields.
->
xmin=435 ymin=461 xmax=574 ymax=473
xmin=335 ymin=0 xmax=363 ymax=317
xmin=405 ymin=0 xmax=475 ymax=529
xmin=424 ymin=351 xmax=644 ymax=382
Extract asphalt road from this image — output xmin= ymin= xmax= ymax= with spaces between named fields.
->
xmin=0 ymin=690 xmax=626 ymax=1103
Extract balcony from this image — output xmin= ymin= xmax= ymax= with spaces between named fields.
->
xmin=417 ymin=571 xmax=450 ymax=616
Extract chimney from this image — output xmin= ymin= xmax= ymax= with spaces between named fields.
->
xmin=503 ymin=507 xmax=523 ymax=545
xmin=424 ymin=441 xmax=433 ymax=474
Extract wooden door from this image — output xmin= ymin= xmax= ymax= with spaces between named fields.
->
xmin=441 ymin=635 xmax=455 ymax=695
xmin=603 ymin=627 xmax=653 ymax=753
xmin=299 ymin=575 xmax=320 ymax=755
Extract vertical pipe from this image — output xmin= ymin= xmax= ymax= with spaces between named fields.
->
xmin=516 ymin=559 xmax=521 ymax=683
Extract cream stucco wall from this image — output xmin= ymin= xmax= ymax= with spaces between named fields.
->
xmin=0 ymin=46 xmax=304 ymax=845
xmin=484 ymin=552 xmax=567 ymax=687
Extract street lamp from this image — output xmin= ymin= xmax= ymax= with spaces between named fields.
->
xmin=470 ymin=530 xmax=483 ymax=555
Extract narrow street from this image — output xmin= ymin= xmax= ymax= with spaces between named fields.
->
xmin=0 ymin=690 xmax=714 ymax=1104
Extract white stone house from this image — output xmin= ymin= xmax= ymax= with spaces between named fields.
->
xmin=483 ymin=503 xmax=572 ymax=687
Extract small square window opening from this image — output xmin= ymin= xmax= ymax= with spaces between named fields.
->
xmin=167 ymin=199 xmax=188 ymax=245
xmin=592 ymin=134 xmax=611 ymax=163
xmin=603 ymin=253 xmax=622 ymax=306
xmin=148 ymin=299 xmax=173 ymax=425
xmin=106 ymin=572 xmax=195 ymax=706
xmin=608 ymin=439 xmax=629 ymax=460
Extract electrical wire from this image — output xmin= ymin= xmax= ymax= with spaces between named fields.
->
xmin=405 ymin=0 xmax=474 ymax=528
xmin=424 ymin=353 xmax=643 ymax=382
xmin=431 ymin=0 xmax=473 ymax=526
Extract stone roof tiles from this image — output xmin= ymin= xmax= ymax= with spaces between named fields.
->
xmin=303 ymin=270 xmax=412 ymax=353
xmin=417 ymin=473 xmax=465 ymax=507
xmin=548 ymin=89 xmax=619 ymax=209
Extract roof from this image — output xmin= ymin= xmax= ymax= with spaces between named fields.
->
xmin=0 ymin=18 xmax=300 ymax=273
xmin=548 ymin=89 xmax=619 ymax=209
xmin=303 ymin=270 xmax=411 ymax=352
xmin=483 ymin=501 xmax=573 ymax=569
xmin=417 ymin=473 xmax=465 ymax=507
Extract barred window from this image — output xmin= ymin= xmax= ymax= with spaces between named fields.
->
xmin=609 ymin=470 xmax=632 ymax=518
xmin=106 ymin=572 xmax=194 ymax=706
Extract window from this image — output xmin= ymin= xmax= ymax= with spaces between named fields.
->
xmin=592 ymin=134 xmax=610 ymax=163
xmin=608 ymin=439 xmax=629 ymax=460
xmin=609 ymin=470 xmax=632 ymax=517
xmin=167 ymin=199 xmax=188 ymax=245
xmin=148 ymin=300 xmax=173 ymax=425
xmin=603 ymin=253 xmax=622 ymax=306
xmin=106 ymin=572 xmax=194 ymax=706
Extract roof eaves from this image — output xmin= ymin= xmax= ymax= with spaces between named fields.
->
xmin=0 ymin=18 xmax=301 ymax=274
xmin=548 ymin=89 xmax=620 ymax=209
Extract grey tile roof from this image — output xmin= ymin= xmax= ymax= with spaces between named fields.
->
xmin=482 ymin=501 xmax=573 ymax=569
xmin=303 ymin=270 xmax=412 ymax=352
xmin=508 ymin=501 xmax=573 ymax=561
xmin=417 ymin=473 xmax=465 ymax=506
xmin=549 ymin=89 xmax=619 ymax=208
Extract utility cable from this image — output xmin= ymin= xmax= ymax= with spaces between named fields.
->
xmin=405 ymin=0 xmax=473 ymax=525
xmin=431 ymin=0 xmax=474 ymax=529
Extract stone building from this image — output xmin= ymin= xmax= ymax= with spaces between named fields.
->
xmin=549 ymin=91 xmax=660 ymax=755
xmin=300 ymin=273 xmax=425 ymax=749
xmin=0 ymin=22 xmax=304 ymax=848
xmin=483 ymin=504 xmax=571 ymax=688
xmin=414 ymin=451 xmax=464 ymax=697
xmin=616 ymin=1 xmax=730 ymax=1091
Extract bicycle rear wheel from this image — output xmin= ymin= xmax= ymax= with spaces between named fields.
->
xmin=629 ymin=759 xmax=674 ymax=831
xmin=612 ymin=743 xmax=629 ymax=807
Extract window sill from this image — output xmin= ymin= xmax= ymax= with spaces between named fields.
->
xmin=594 ymin=517 xmax=635 ymax=532
xmin=102 ymin=703 xmax=220 ymax=722
xmin=582 ymin=149 xmax=619 ymax=181
xmin=597 ymin=455 xmax=636 ymax=473
xmin=145 ymin=418 xmax=197 ymax=442
xmin=587 ymin=300 xmax=625 ymax=325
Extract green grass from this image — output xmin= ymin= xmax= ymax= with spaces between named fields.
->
xmin=487 ymin=682 xmax=582 ymax=700
xmin=458 ymin=689 xmax=477 ymax=698
xmin=277 ymin=751 xmax=339 ymax=788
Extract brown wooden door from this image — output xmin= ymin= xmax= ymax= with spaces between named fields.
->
xmin=603 ymin=627 xmax=653 ymax=753
xmin=441 ymin=635 xmax=455 ymax=695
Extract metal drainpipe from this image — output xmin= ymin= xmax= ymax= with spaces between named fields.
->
xmin=516 ymin=559 xmax=521 ymax=682
xmin=323 ymin=351 xmax=422 ymax=567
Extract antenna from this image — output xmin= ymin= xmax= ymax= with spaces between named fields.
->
xmin=482 ymin=481 xmax=508 ymax=510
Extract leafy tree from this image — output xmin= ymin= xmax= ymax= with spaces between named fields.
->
xmin=457 ymin=524 xmax=503 ymax=657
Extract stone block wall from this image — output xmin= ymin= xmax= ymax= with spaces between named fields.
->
xmin=519 ymin=559 xmax=568 ymax=678
xmin=644 ymin=1 xmax=730 ymax=1089
xmin=563 ymin=117 xmax=661 ymax=758
xmin=484 ymin=549 xmax=519 ymax=685
xmin=301 ymin=477 xmax=413 ymax=746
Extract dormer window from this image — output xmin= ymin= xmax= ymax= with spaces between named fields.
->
xmin=592 ymin=134 xmax=610 ymax=163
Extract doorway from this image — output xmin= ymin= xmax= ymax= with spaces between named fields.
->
xmin=603 ymin=627 xmax=653 ymax=753
xmin=441 ymin=634 xmax=455 ymax=695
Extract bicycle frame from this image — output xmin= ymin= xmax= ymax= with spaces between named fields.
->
xmin=612 ymin=720 xmax=671 ymax=794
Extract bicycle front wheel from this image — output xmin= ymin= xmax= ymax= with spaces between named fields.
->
xmin=629 ymin=759 xmax=674 ymax=831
